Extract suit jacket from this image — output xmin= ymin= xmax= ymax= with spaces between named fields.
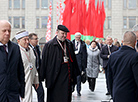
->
xmin=29 ymin=44 xmax=41 ymax=75
xmin=72 ymin=40 xmax=87 ymax=72
xmin=40 ymin=36 xmax=80 ymax=88
xmin=0 ymin=41 xmax=25 ymax=102
xmin=98 ymin=43 xmax=104 ymax=50
xmin=100 ymin=45 xmax=118 ymax=68
xmin=107 ymin=46 xmax=138 ymax=102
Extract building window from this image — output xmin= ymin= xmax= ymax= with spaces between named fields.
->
xmin=36 ymin=17 xmax=40 ymax=28
xmin=36 ymin=0 xmax=40 ymax=8
xmin=108 ymin=16 xmax=111 ymax=29
xmin=123 ymin=16 xmax=127 ymax=29
xmin=128 ymin=0 xmax=136 ymax=9
xmin=123 ymin=0 xmax=127 ymax=9
xmin=14 ymin=0 xmax=20 ymax=9
xmin=129 ymin=16 xmax=136 ymax=29
xmin=14 ymin=17 xmax=20 ymax=28
xmin=41 ymin=16 xmax=48 ymax=28
xmin=22 ymin=0 xmax=25 ymax=9
xmin=22 ymin=17 xmax=25 ymax=28
xmin=41 ymin=0 xmax=48 ymax=8
xmin=9 ymin=0 xmax=12 ymax=9
xmin=123 ymin=0 xmax=136 ymax=9
xmin=8 ymin=17 xmax=12 ymax=24
xmin=108 ymin=0 xmax=111 ymax=9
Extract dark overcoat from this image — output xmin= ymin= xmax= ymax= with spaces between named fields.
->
xmin=40 ymin=36 xmax=80 ymax=88
xmin=100 ymin=45 xmax=118 ymax=68
xmin=72 ymin=40 xmax=87 ymax=72
xmin=107 ymin=46 xmax=138 ymax=102
xmin=0 ymin=41 xmax=25 ymax=102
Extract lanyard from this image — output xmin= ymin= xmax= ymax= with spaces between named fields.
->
xmin=20 ymin=47 xmax=31 ymax=62
xmin=57 ymin=39 xmax=67 ymax=56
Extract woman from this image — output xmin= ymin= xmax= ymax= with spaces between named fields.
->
xmin=86 ymin=41 xmax=102 ymax=92
xmin=114 ymin=41 xmax=121 ymax=49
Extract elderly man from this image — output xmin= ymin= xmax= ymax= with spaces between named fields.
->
xmin=107 ymin=31 xmax=138 ymax=102
xmin=40 ymin=25 xmax=80 ymax=102
xmin=0 ymin=20 xmax=25 ymax=102
xmin=72 ymin=32 xmax=87 ymax=96
xmin=100 ymin=36 xmax=118 ymax=95
xmin=15 ymin=30 xmax=39 ymax=102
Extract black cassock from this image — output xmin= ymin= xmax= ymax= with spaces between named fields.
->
xmin=40 ymin=36 xmax=80 ymax=102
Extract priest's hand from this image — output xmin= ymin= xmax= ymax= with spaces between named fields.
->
xmin=35 ymin=84 xmax=39 ymax=90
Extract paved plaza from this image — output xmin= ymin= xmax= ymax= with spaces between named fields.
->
xmin=32 ymin=73 xmax=112 ymax=102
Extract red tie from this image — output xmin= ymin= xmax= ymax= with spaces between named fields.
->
xmin=3 ymin=45 xmax=8 ymax=56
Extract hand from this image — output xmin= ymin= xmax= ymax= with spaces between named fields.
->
xmin=81 ymin=71 xmax=85 ymax=75
xmin=35 ymin=84 xmax=39 ymax=90
xmin=20 ymin=97 xmax=23 ymax=102
xmin=107 ymin=55 xmax=110 ymax=58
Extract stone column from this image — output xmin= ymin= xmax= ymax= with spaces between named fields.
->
xmin=25 ymin=0 xmax=36 ymax=32
xmin=112 ymin=0 xmax=123 ymax=41
xmin=0 ymin=0 xmax=8 ymax=20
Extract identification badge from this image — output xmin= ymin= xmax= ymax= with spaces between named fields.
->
xmin=29 ymin=63 xmax=33 ymax=70
xmin=75 ymin=51 xmax=79 ymax=54
xmin=63 ymin=56 xmax=69 ymax=63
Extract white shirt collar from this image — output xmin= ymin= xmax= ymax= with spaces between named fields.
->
xmin=0 ymin=42 xmax=8 ymax=46
xmin=108 ymin=44 xmax=112 ymax=47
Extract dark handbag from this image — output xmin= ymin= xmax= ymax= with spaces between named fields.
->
xmin=81 ymin=72 xmax=86 ymax=83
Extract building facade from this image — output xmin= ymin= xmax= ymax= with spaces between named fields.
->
xmin=0 ymin=0 xmax=138 ymax=45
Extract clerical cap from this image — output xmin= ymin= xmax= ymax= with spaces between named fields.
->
xmin=15 ymin=30 xmax=29 ymax=40
xmin=57 ymin=25 xmax=70 ymax=32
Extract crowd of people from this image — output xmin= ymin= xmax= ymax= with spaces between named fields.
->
xmin=1 ymin=19 xmax=138 ymax=102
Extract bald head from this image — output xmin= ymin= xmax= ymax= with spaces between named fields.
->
xmin=123 ymin=31 xmax=136 ymax=48
xmin=0 ymin=20 xmax=11 ymax=26
xmin=0 ymin=20 xmax=11 ymax=44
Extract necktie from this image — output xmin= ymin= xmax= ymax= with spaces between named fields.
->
xmin=3 ymin=45 xmax=8 ymax=56
xmin=75 ymin=42 xmax=79 ymax=50
xmin=108 ymin=46 xmax=111 ymax=55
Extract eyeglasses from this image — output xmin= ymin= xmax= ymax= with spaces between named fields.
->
xmin=22 ymin=38 xmax=29 ymax=41
xmin=31 ymin=38 xmax=38 ymax=40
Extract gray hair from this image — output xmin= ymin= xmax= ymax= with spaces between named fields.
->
xmin=75 ymin=32 xmax=81 ymax=36
xmin=132 ymin=24 xmax=138 ymax=32
xmin=106 ymin=35 xmax=112 ymax=40
xmin=123 ymin=31 xmax=136 ymax=45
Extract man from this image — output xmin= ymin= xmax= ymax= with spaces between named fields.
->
xmin=40 ymin=25 xmax=80 ymax=102
xmin=113 ymin=38 xmax=118 ymax=44
xmin=29 ymin=33 xmax=44 ymax=102
xmin=100 ymin=36 xmax=118 ymax=95
xmin=107 ymin=31 xmax=138 ymax=102
xmin=72 ymin=32 xmax=87 ymax=96
xmin=132 ymin=24 xmax=138 ymax=51
xmin=0 ymin=20 xmax=25 ymax=102
xmin=98 ymin=38 xmax=104 ymax=50
xmin=15 ymin=30 xmax=39 ymax=102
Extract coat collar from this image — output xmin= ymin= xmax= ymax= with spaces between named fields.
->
xmin=120 ymin=45 xmax=136 ymax=51
xmin=53 ymin=35 xmax=70 ymax=46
